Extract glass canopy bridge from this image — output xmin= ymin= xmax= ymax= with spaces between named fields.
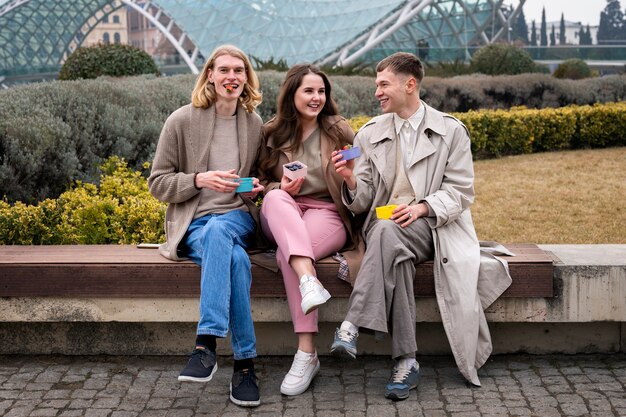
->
xmin=1 ymin=0 xmax=530 ymax=81
xmin=8 ymin=0 xmax=620 ymax=83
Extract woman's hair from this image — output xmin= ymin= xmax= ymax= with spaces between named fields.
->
xmin=191 ymin=44 xmax=262 ymax=112
xmin=259 ymin=64 xmax=343 ymax=180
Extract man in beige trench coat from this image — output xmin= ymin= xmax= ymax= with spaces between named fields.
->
xmin=330 ymin=52 xmax=512 ymax=400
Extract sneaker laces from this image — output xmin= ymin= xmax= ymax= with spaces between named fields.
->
xmin=188 ymin=348 xmax=204 ymax=357
xmin=288 ymin=353 xmax=313 ymax=376
xmin=390 ymin=366 xmax=412 ymax=384
xmin=336 ymin=328 xmax=357 ymax=343
xmin=188 ymin=348 xmax=213 ymax=367
xmin=300 ymin=277 xmax=321 ymax=295
xmin=237 ymin=369 xmax=257 ymax=386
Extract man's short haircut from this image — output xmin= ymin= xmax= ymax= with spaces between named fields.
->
xmin=376 ymin=52 xmax=424 ymax=84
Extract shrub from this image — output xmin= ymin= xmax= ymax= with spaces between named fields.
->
xmin=553 ymin=59 xmax=593 ymax=80
xmin=0 ymin=157 xmax=166 ymax=245
xmin=347 ymin=103 xmax=626 ymax=158
xmin=470 ymin=44 xmax=539 ymax=75
xmin=452 ymin=103 xmax=626 ymax=158
xmin=346 ymin=115 xmax=372 ymax=132
xmin=425 ymin=59 xmax=473 ymax=78
xmin=2 ymin=72 xmax=626 ymax=203
xmin=59 ymin=43 xmax=160 ymax=80
xmin=0 ymin=75 xmax=190 ymax=203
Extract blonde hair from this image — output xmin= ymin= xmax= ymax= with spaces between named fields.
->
xmin=191 ymin=44 xmax=262 ymax=112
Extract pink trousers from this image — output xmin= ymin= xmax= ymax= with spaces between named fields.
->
xmin=260 ymin=190 xmax=347 ymax=333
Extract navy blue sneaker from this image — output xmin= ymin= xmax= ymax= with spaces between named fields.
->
xmin=330 ymin=328 xmax=358 ymax=359
xmin=178 ymin=347 xmax=218 ymax=382
xmin=230 ymin=368 xmax=260 ymax=407
xmin=385 ymin=363 xmax=420 ymax=401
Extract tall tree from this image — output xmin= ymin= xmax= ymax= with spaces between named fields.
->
xmin=513 ymin=7 xmax=529 ymax=44
xmin=540 ymin=7 xmax=548 ymax=46
xmin=585 ymin=25 xmax=593 ymax=45
xmin=559 ymin=13 xmax=567 ymax=44
xmin=550 ymin=24 xmax=556 ymax=46
xmin=597 ymin=0 xmax=625 ymax=44
xmin=530 ymin=20 xmax=538 ymax=46
xmin=578 ymin=26 xmax=587 ymax=45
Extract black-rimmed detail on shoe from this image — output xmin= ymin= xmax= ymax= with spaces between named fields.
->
xmin=178 ymin=347 xmax=218 ymax=382
xmin=230 ymin=368 xmax=261 ymax=407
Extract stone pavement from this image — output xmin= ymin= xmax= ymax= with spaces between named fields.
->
xmin=1 ymin=354 xmax=625 ymax=417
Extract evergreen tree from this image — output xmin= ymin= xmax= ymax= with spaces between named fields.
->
xmin=578 ymin=27 xmax=584 ymax=45
xmin=540 ymin=7 xmax=548 ymax=46
xmin=559 ymin=13 xmax=567 ymax=44
xmin=530 ymin=20 xmax=538 ymax=46
xmin=597 ymin=0 xmax=625 ymax=44
xmin=513 ymin=7 xmax=529 ymax=44
xmin=598 ymin=10 xmax=608 ymax=42
xmin=550 ymin=24 xmax=556 ymax=46
xmin=586 ymin=25 xmax=593 ymax=45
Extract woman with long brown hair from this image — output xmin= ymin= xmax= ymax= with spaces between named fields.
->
xmin=258 ymin=64 xmax=360 ymax=396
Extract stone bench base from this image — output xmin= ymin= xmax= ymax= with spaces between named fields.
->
xmin=1 ymin=244 xmax=624 ymax=355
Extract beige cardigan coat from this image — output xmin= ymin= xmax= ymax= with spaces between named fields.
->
xmin=148 ymin=103 xmax=263 ymax=260
xmin=343 ymin=102 xmax=512 ymax=386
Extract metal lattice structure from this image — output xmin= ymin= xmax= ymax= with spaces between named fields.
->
xmin=0 ymin=0 xmax=525 ymax=78
xmin=318 ymin=0 xmax=527 ymax=66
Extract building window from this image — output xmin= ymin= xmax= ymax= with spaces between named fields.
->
xmin=103 ymin=32 xmax=110 ymax=44
xmin=102 ymin=15 xmax=109 ymax=23
xmin=113 ymin=15 xmax=120 ymax=24
xmin=114 ymin=33 xmax=121 ymax=44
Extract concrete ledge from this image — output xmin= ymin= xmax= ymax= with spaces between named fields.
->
xmin=2 ymin=245 xmax=623 ymax=323
xmin=0 ymin=322 xmax=623 ymax=355
xmin=0 ymin=244 xmax=624 ymax=354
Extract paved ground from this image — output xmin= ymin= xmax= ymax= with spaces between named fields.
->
xmin=1 ymin=354 xmax=625 ymax=417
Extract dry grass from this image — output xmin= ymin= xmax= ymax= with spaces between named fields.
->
xmin=472 ymin=147 xmax=626 ymax=244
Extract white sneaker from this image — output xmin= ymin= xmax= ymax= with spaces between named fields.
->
xmin=300 ymin=275 xmax=331 ymax=315
xmin=280 ymin=350 xmax=320 ymax=396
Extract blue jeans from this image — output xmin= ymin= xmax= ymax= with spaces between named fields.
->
xmin=182 ymin=210 xmax=257 ymax=360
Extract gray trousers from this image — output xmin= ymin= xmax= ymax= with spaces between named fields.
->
xmin=346 ymin=217 xmax=434 ymax=359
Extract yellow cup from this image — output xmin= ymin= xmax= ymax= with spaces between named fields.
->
xmin=375 ymin=204 xmax=397 ymax=220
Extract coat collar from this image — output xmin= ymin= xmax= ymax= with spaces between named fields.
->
xmin=365 ymin=102 xmax=448 ymax=189
xmin=367 ymin=102 xmax=447 ymax=145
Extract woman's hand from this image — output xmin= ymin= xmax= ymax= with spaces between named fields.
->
xmin=280 ymin=175 xmax=304 ymax=196
xmin=195 ymin=169 xmax=239 ymax=193
xmin=241 ymin=177 xmax=265 ymax=199
xmin=332 ymin=150 xmax=356 ymax=190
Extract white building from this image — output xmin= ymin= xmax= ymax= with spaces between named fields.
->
xmin=534 ymin=20 xmax=598 ymax=45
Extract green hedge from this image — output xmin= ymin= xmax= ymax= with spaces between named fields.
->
xmin=2 ymin=73 xmax=626 ymax=203
xmin=2 ymin=102 xmax=625 ymax=244
xmin=0 ymin=157 xmax=165 ymax=245
xmin=457 ymin=103 xmax=626 ymax=158
xmin=348 ymin=103 xmax=626 ymax=158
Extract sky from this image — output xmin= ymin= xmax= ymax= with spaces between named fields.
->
xmin=520 ymin=0 xmax=605 ymax=26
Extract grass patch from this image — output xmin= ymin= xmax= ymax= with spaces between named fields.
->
xmin=473 ymin=147 xmax=626 ymax=244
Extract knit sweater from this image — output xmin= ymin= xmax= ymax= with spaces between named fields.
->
xmin=148 ymin=103 xmax=263 ymax=261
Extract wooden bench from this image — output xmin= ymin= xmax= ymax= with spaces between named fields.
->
xmin=0 ymin=243 xmax=553 ymax=298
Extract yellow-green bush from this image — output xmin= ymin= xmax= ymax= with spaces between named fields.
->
xmin=347 ymin=102 xmax=626 ymax=158
xmin=346 ymin=115 xmax=373 ymax=133
xmin=455 ymin=103 xmax=626 ymax=157
xmin=0 ymin=157 xmax=166 ymax=245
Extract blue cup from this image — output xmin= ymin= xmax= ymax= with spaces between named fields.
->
xmin=234 ymin=177 xmax=254 ymax=193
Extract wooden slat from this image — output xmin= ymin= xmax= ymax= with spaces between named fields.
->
xmin=0 ymin=244 xmax=553 ymax=298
